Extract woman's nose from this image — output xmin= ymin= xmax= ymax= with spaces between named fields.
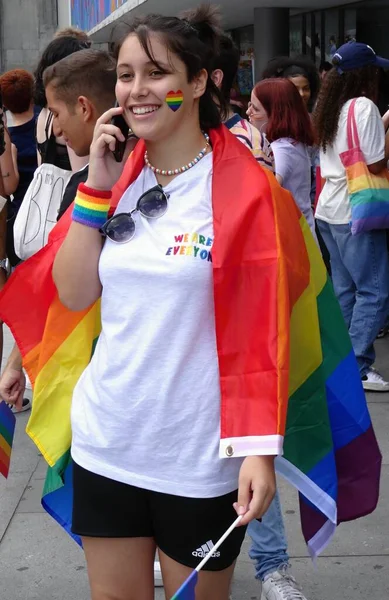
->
xmin=131 ymin=76 xmax=147 ymax=98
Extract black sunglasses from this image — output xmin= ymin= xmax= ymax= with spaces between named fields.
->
xmin=100 ymin=185 xmax=169 ymax=243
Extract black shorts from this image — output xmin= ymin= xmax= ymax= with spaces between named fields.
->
xmin=72 ymin=462 xmax=247 ymax=571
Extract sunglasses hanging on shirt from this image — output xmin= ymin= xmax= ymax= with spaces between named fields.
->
xmin=100 ymin=185 xmax=169 ymax=244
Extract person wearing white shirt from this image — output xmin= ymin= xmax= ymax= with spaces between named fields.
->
xmin=314 ymin=42 xmax=389 ymax=392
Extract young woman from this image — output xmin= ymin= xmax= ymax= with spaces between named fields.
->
xmin=51 ymin=7 xmax=306 ymax=600
xmin=247 ymin=78 xmax=316 ymax=237
xmin=314 ymin=42 xmax=389 ymax=392
xmin=262 ymin=56 xmax=320 ymax=112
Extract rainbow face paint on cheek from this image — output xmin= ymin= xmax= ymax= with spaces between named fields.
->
xmin=166 ymin=90 xmax=184 ymax=112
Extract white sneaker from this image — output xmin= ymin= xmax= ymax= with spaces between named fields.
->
xmin=154 ymin=560 xmax=163 ymax=588
xmin=10 ymin=398 xmax=32 ymax=413
xmin=362 ymin=368 xmax=389 ymax=392
xmin=24 ymin=370 xmax=32 ymax=390
xmin=261 ymin=569 xmax=307 ymax=600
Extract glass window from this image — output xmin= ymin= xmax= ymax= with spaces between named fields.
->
xmin=313 ymin=11 xmax=323 ymax=66
xmin=344 ymin=9 xmax=357 ymax=42
xmin=290 ymin=15 xmax=303 ymax=57
xmin=325 ymin=9 xmax=339 ymax=61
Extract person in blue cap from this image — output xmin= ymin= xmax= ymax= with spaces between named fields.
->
xmin=314 ymin=41 xmax=389 ymax=391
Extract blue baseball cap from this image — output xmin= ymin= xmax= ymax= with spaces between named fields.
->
xmin=332 ymin=42 xmax=389 ymax=73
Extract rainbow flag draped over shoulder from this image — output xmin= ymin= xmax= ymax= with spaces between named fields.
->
xmin=0 ymin=126 xmax=381 ymax=557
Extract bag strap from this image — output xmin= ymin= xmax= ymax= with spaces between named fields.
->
xmin=45 ymin=112 xmax=54 ymax=140
xmin=347 ymin=99 xmax=360 ymax=149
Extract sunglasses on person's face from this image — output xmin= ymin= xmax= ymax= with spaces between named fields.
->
xmin=100 ymin=185 xmax=170 ymax=243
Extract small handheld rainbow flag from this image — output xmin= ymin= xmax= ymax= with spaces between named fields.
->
xmin=0 ymin=402 xmax=16 ymax=478
xmin=170 ymin=515 xmax=242 ymax=599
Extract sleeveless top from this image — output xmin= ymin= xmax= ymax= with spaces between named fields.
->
xmin=36 ymin=112 xmax=72 ymax=171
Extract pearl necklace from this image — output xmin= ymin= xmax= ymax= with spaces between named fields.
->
xmin=144 ymin=132 xmax=210 ymax=176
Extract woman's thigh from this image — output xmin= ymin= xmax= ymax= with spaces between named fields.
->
xmin=82 ymin=536 xmax=156 ymax=600
xmin=159 ymin=548 xmax=235 ymax=600
xmin=151 ymin=488 xmax=246 ymax=599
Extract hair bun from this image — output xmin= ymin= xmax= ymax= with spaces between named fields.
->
xmin=180 ymin=3 xmax=222 ymax=54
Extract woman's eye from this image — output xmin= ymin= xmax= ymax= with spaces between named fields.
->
xmin=150 ymin=71 xmax=164 ymax=78
xmin=118 ymin=73 xmax=133 ymax=81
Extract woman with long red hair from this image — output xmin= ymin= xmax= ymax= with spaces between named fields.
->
xmin=247 ymin=78 xmax=316 ymax=236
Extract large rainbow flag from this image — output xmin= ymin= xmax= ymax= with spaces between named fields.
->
xmin=0 ymin=126 xmax=381 ymax=557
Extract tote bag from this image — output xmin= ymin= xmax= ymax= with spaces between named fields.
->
xmin=340 ymin=98 xmax=389 ymax=235
xmin=13 ymin=113 xmax=72 ymax=260
xmin=13 ymin=164 xmax=72 ymax=259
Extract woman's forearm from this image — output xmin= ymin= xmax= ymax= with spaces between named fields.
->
xmin=53 ymin=184 xmax=111 ymax=311
xmin=0 ymin=130 xmax=19 ymax=195
xmin=53 ymin=222 xmax=104 ymax=311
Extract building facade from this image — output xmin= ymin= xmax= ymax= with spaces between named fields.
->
xmin=0 ymin=0 xmax=72 ymax=73
xmin=69 ymin=0 xmax=389 ymax=97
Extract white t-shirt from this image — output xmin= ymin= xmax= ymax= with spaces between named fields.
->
xmin=316 ymin=97 xmax=385 ymax=225
xmin=271 ymin=138 xmax=316 ymax=235
xmin=71 ymin=153 xmax=243 ymax=498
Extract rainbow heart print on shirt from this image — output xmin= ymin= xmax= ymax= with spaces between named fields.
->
xmin=166 ymin=90 xmax=184 ymax=112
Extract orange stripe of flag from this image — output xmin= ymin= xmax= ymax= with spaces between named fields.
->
xmin=77 ymin=191 xmax=112 ymax=206
xmin=0 ymin=434 xmax=11 ymax=458
xmin=36 ymin=295 xmax=92 ymax=372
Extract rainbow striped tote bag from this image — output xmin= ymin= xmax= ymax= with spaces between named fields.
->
xmin=340 ymin=98 xmax=389 ymax=235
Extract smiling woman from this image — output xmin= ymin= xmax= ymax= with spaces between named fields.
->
xmin=47 ymin=5 xmax=310 ymax=600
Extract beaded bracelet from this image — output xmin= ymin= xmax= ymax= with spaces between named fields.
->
xmin=72 ymin=182 xmax=112 ymax=229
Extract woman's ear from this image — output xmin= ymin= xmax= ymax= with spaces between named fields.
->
xmin=192 ymin=69 xmax=208 ymax=100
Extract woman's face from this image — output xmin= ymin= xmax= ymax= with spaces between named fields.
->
xmin=247 ymin=92 xmax=269 ymax=132
xmin=115 ymin=32 xmax=206 ymax=142
xmin=288 ymin=75 xmax=311 ymax=107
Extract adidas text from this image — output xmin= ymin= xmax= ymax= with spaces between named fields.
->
xmin=192 ymin=549 xmax=221 ymax=558
xmin=192 ymin=541 xmax=220 ymax=559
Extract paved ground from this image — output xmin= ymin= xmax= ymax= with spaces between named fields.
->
xmin=0 ymin=325 xmax=388 ymax=599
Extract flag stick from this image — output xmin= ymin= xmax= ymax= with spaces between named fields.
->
xmin=195 ymin=515 xmax=243 ymax=573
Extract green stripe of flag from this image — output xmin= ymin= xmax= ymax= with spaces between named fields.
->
xmin=0 ymin=420 xmax=13 ymax=446
xmin=284 ymin=277 xmax=350 ymax=473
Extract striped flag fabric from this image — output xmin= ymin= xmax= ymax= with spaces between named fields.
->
xmin=0 ymin=402 xmax=16 ymax=478
xmin=0 ymin=125 xmax=381 ymax=558
xmin=170 ymin=516 xmax=242 ymax=599
xmin=170 ymin=570 xmax=198 ymax=600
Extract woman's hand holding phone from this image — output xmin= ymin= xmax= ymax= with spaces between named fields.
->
xmin=86 ymin=106 xmax=138 ymax=192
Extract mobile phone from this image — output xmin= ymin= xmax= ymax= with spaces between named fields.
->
xmin=111 ymin=102 xmax=130 ymax=162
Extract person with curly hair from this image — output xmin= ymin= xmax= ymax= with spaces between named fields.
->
xmin=314 ymin=42 xmax=389 ymax=392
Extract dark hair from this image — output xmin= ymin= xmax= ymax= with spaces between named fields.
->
xmin=34 ymin=36 xmax=90 ymax=107
xmin=43 ymin=49 xmax=117 ymax=113
xmin=313 ymin=65 xmax=379 ymax=151
xmin=319 ymin=61 xmax=333 ymax=74
xmin=0 ymin=69 xmax=34 ymax=113
xmin=112 ymin=4 xmax=227 ymax=130
xmin=262 ymin=55 xmax=320 ymax=111
xmin=253 ymin=78 xmax=315 ymax=146
xmin=210 ymin=33 xmax=240 ymax=103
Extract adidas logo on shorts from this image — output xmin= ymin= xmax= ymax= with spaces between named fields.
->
xmin=192 ymin=540 xmax=220 ymax=559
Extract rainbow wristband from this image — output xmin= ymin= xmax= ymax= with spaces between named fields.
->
xmin=72 ymin=183 xmax=112 ymax=229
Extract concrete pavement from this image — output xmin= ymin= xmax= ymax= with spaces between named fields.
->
xmin=0 ymin=325 xmax=388 ymax=599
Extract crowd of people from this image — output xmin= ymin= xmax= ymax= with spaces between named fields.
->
xmin=0 ymin=4 xmax=388 ymax=600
